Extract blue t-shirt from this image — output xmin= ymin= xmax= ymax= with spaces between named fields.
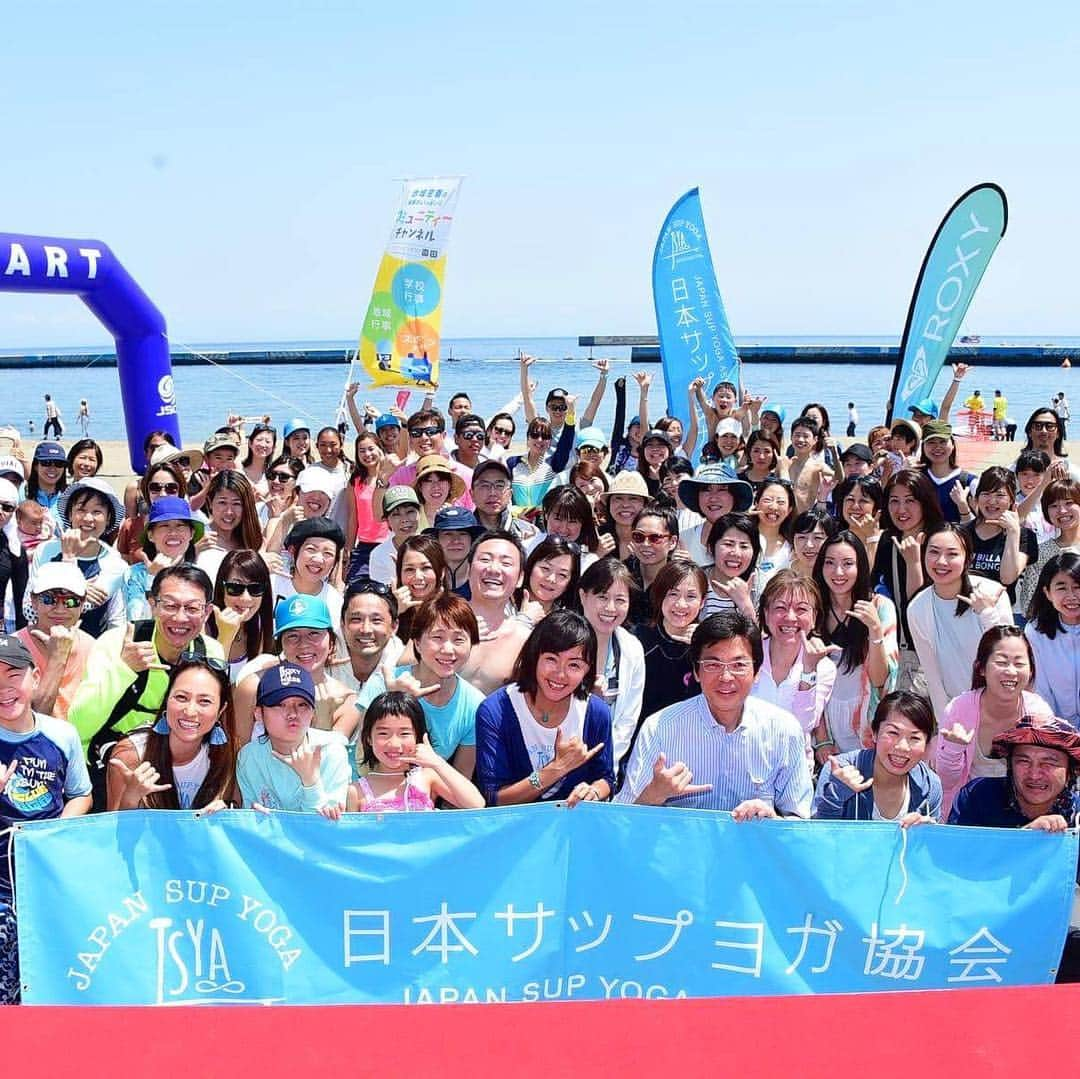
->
xmin=356 ymin=666 xmax=480 ymax=761
xmin=0 ymin=712 xmax=91 ymax=899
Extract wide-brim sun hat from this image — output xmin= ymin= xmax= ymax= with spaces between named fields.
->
xmin=149 ymin=443 xmax=204 ymax=473
xmin=991 ymin=715 xmax=1080 ymax=765
xmin=599 ymin=471 xmax=650 ymax=501
xmin=57 ymin=477 xmax=125 ymax=531
xmin=414 ymin=454 xmax=465 ymax=502
xmin=139 ymin=495 xmax=205 ymax=546
xmin=678 ymin=464 xmax=753 ymax=515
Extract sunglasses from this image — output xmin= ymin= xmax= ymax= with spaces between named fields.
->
xmin=528 ymin=431 xmax=552 ymax=441
xmin=548 ymin=403 xmax=568 ymax=413
xmin=223 ymin=580 xmax=267 ymax=597
xmin=0 ymin=501 xmax=15 ymax=514
xmin=631 ymin=530 xmax=673 ymax=545
xmin=37 ymin=590 xmax=82 ymax=609
xmin=409 ymin=426 xmax=441 ymax=438
xmin=459 ymin=430 xmax=486 ymax=441
xmin=269 ymin=471 xmax=296 ymax=483
xmin=38 ymin=460 xmax=63 ymax=468
xmin=1031 ymin=421 xmax=1059 ymax=431
xmin=578 ymin=445 xmax=604 ymax=455
xmin=175 ymin=455 xmax=192 ymax=468
xmin=148 ymin=482 xmax=180 ymax=495
xmin=491 ymin=427 xmax=514 ymax=438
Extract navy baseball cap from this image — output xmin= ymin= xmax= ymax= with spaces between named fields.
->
xmin=34 ymin=442 xmax=66 ymax=463
xmin=256 ymin=663 xmax=316 ymax=708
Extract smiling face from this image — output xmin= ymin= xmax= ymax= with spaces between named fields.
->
xmin=981 ymin=636 xmax=1032 ymax=700
xmin=149 ymin=519 xmax=194 ymax=561
xmin=294 ymin=537 xmax=338 ymax=584
xmin=69 ymin=492 xmax=111 ymax=540
xmin=315 ymin=432 xmax=342 ymax=467
xmin=205 ymin=447 xmax=238 ymax=474
xmin=712 ymin=385 xmax=737 ymax=415
xmin=386 ymin=503 xmax=420 ymax=539
xmin=221 ymin=576 xmax=263 ymax=621
xmin=661 ymin=576 xmax=704 ymax=633
xmin=574 ymin=474 xmax=606 ymax=504
xmin=488 ymin=419 xmax=514 ymax=448
xmin=436 ymin=529 xmax=472 ymax=565
xmin=631 ymin=514 xmax=676 ymax=567
xmin=712 ymin=527 xmax=755 ymax=580
xmin=268 ymin=467 xmax=297 ymax=498
xmin=299 ymin=490 xmax=332 ymax=518
xmin=35 ymin=458 xmax=65 ymax=490
xmin=756 ymin=484 xmax=792 ymax=531
xmin=700 ymin=485 xmax=736 ymax=522
xmin=694 ymin=637 xmax=756 ymax=720
xmin=31 ymin=588 xmax=84 ymax=629
xmin=975 ymin=484 xmax=1013 ymax=522
xmin=842 ymin=488 xmax=876 ymax=527
xmin=408 ymin=425 xmax=443 ymax=456
xmin=580 ymin=580 xmax=631 ymax=637
xmin=547 ymin=512 xmax=583 ymax=543
xmin=355 ymin=436 xmax=382 ymax=471
xmin=642 ymin=440 xmax=670 ymax=468
xmin=609 ymin=493 xmax=646 ymax=526
xmin=0 ymin=661 xmax=38 ymax=727
xmin=151 ymin=578 xmax=210 ymax=653
xmin=924 ymin=531 xmax=966 ymax=588
xmin=790 ymin=425 xmax=814 ymax=456
xmin=367 ymin=711 xmax=418 ymax=772
xmin=250 ymin=431 xmax=276 ymax=460
xmin=285 ymin=430 xmax=311 ymax=458
xmin=873 ymin=709 xmax=929 ymax=777
xmin=887 ymin=484 xmax=923 ymax=534
xmin=401 ymin=550 xmax=437 ymax=600
xmin=146 ymin=468 xmax=181 ymax=503
xmin=534 ymin=646 xmax=589 ymax=704
xmin=1047 ymin=496 xmax=1079 ymax=534
xmin=1045 ymin=570 xmax=1080 ymax=625
xmin=529 ymin=554 xmax=574 ymax=605
xmin=210 ymin=490 xmax=243 ymax=534
xmin=821 ymin=542 xmax=859 ymax=599
xmin=922 ymin=435 xmax=952 ymax=466
xmin=468 ymin=539 xmax=522 ymax=602
xmin=343 ymin=593 xmax=395 ymax=658
xmin=764 ymin=587 xmax=816 ymax=645
xmin=280 ymin=627 xmax=331 ymax=671
xmin=418 ymin=473 xmax=451 ymax=508
xmin=417 ymin=616 xmax=472 ymax=681
xmin=165 ymin=667 xmax=223 ymax=744
xmin=793 ymin=525 xmax=829 ymax=569
xmin=71 ymin=448 xmax=99 ymax=478
xmin=1011 ymin=745 xmax=1069 ymax=813
xmin=377 ymin=425 xmax=401 ymax=454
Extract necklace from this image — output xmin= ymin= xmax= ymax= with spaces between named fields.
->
xmin=370 ymin=769 xmax=408 ymax=778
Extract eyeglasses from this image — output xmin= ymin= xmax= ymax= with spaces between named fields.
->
xmin=223 ymin=580 xmax=267 ymax=597
xmin=697 ymin=659 xmax=754 ymax=676
xmin=409 ymin=426 xmax=441 ymax=438
xmin=458 ymin=430 xmax=486 ymax=442
xmin=548 ymin=403 xmax=568 ymax=413
xmin=269 ymin=471 xmax=296 ymax=483
xmin=148 ymin=482 xmax=180 ymax=495
xmin=1031 ymin=421 xmax=1059 ymax=431
xmin=154 ymin=599 xmax=208 ymax=617
xmin=0 ymin=501 xmax=15 ymax=514
xmin=474 ymin=480 xmax=510 ymax=495
xmin=631 ymin=530 xmax=673 ymax=545
xmin=37 ymin=590 xmax=82 ymax=609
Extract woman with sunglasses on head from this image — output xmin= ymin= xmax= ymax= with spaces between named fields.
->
xmin=122 ymin=498 xmax=202 ymax=621
xmin=812 ymin=531 xmax=898 ymax=761
xmin=508 ymin=406 xmax=577 ymax=511
xmin=66 ymin=438 xmax=103 ymax=482
xmin=343 ymin=431 xmax=390 ymax=584
xmin=208 ymin=549 xmax=275 ymax=682
xmin=907 ymin=523 xmax=1013 ymax=723
xmin=106 ymin=655 xmax=237 ymax=812
xmin=258 ymin=454 xmax=303 ymax=540
xmin=241 ymin=423 xmax=277 ymax=497
xmin=233 ymin=593 xmax=357 ymax=744
xmin=30 ymin=478 xmax=128 ymax=638
xmin=115 ymin=457 xmax=188 ymax=566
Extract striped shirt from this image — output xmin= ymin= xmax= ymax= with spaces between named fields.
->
xmin=614 ymin=694 xmax=812 ymax=816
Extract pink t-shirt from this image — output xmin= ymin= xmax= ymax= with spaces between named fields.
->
xmin=15 ymin=626 xmax=95 ymax=723
xmin=350 ymin=480 xmax=389 ymax=545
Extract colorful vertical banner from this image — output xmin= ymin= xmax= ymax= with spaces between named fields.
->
xmin=359 ymin=178 xmax=462 ymax=389
xmin=887 ymin=183 xmax=1008 ymax=422
xmin=652 ymin=189 xmax=740 ymax=445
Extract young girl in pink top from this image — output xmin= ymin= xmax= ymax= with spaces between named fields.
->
xmin=348 ymin=691 xmax=484 ymax=813
xmin=932 ymin=625 xmax=1054 ymax=817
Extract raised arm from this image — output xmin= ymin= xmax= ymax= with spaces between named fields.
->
xmin=633 ymin=371 xmax=651 ymax=433
xmin=608 ymin=376 xmax=628 ymax=468
xmin=681 ymin=378 xmax=702 ymax=459
xmin=520 ymin=353 xmax=538 ymax=422
xmin=938 ymin=362 xmax=969 ymax=426
xmin=581 ymin=359 xmax=610 ymax=427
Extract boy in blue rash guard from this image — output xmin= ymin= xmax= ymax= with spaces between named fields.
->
xmin=0 ymin=634 xmax=92 ymax=1003
xmin=237 ymin=663 xmax=350 ymax=815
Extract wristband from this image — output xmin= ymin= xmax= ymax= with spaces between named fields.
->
xmin=870 ymin=637 xmax=885 ymax=645
xmin=812 ymin=739 xmax=835 ymax=751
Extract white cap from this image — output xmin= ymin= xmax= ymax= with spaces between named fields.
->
xmin=32 ymin=561 xmax=88 ymax=598
xmin=296 ymin=468 xmax=338 ymax=497
xmin=0 ymin=478 xmax=18 ymax=504
xmin=716 ymin=418 xmax=742 ymax=437
xmin=0 ymin=455 xmax=23 ymax=480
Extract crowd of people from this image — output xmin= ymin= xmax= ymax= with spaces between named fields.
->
xmin=0 ymin=354 xmax=1078 ymax=1002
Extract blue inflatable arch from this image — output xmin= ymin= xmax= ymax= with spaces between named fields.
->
xmin=1 ymin=232 xmax=180 ymax=471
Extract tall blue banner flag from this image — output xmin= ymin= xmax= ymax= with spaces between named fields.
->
xmin=652 ymin=190 xmax=740 ymax=446
xmin=887 ymin=184 xmax=1008 ymax=422
xmin=15 ymin=805 xmax=1074 ymax=1005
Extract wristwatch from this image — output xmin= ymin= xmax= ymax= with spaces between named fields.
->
xmin=528 ymin=770 xmax=542 ymax=790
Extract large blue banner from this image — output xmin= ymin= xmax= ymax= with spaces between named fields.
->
xmin=15 ymin=805 xmax=1075 ymax=1005
xmin=652 ymin=190 xmax=740 ymax=447
xmin=886 ymin=184 xmax=1008 ymax=422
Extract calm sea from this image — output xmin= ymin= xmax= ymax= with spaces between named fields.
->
xmin=2 ymin=336 xmax=1074 ymax=444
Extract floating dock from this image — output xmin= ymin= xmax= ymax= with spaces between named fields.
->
xmin=578 ymin=336 xmax=1077 ymax=367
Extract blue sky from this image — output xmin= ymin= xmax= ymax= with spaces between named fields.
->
xmin=2 ymin=1 xmax=1078 ymax=348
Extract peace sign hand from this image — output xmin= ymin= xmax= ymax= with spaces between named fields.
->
xmin=551 ymin=727 xmax=604 ymax=777
xmin=110 ymin=757 xmax=172 ymax=806
xmin=940 ymin=722 xmax=974 ymax=746
xmin=827 ymin=754 xmax=874 ymax=793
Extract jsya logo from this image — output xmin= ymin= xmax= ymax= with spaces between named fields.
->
xmin=157 ymin=375 xmax=175 ymax=404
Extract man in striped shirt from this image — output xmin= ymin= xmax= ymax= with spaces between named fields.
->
xmin=616 ymin=611 xmax=812 ymax=819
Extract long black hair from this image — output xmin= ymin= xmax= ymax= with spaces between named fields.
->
xmin=1027 ymin=551 xmax=1080 ymax=638
xmin=813 ymin=531 xmax=873 ymax=673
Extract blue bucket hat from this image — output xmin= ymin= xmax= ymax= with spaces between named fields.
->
xmin=678 ymin=464 xmax=754 ymax=515
xmin=424 ymin=505 xmax=484 ymax=538
xmin=274 ymin=593 xmax=332 ymax=635
xmin=908 ymin=397 xmax=939 ymax=419
xmin=140 ymin=496 xmax=205 ymax=546
xmin=256 ymin=663 xmax=316 ymax=708
xmin=283 ymin=419 xmax=311 ymax=439
xmin=375 ymin=413 xmax=402 ymax=432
